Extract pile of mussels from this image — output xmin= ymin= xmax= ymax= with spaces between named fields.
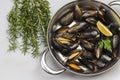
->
xmin=52 ymin=3 xmax=120 ymax=73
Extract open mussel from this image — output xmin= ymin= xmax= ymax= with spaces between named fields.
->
xmin=68 ymin=49 xmax=82 ymax=61
xmin=56 ymin=26 xmax=69 ymax=34
xmin=55 ymin=37 xmax=72 ymax=45
xmin=68 ymin=63 xmax=81 ymax=71
xmin=61 ymin=33 xmax=76 ymax=41
xmin=67 ymin=61 xmax=91 ymax=73
xmin=52 ymin=37 xmax=69 ymax=53
xmin=95 ymin=45 xmax=102 ymax=59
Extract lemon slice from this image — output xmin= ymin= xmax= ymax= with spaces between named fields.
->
xmin=97 ymin=21 xmax=113 ymax=36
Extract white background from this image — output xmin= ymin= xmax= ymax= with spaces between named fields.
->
xmin=0 ymin=0 xmax=120 ymax=80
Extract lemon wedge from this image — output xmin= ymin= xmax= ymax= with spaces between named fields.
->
xmin=96 ymin=21 xmax=113 ymax=36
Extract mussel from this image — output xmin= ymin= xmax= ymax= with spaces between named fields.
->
xmin=80 ymin=40 xmax=94 ymax=51
xmin=68 ymin=22 xmax=89 ymax=33
xmin=97 ymin=5 xmax=106 ymax=23
xmin=78 ymin=57 xmax=94 ymax=70
xmin=80 ymin=50 xmax=95 ymax=60
xmin=67 ymin=61 xmax=91 ymax=73
xmin=62 ymin=33 xmax=76 ymax=41
xmin=60 ymin=11 xmax=74 ymax=26
xmin=112 ymin=35 xmax=120 ymax=57
xmin=82 ymin=10 xmax=98 ymax=18
xmin=56 ymin=26 xmax=69 ymax=34
xmin=95 ymin=45 xmax=102 ymax=59
xmin=80 ymin=30 xmax=99 ymax=39
xmin=68 ymin=49 xmax=82 ymax=60
xmin=100 ymin=54 xmax=112 ymax=63
xmin=86 ymin=17 xmax=97 ymax=24
xmin=109 ymin=23 xmax=119 ymax=35
xmin=74 ymin=4 xmax=82 ymax=21
xmin=68 ymin=63 xmax=81 ymax=71
xmin=90 ymin=60 xmax=106 ymax=68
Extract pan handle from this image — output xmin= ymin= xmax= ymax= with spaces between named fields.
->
xmin=109 ymin=0 xmax=120 ymax=6
xmin=41 ymin=48 xmax=66 ymax=75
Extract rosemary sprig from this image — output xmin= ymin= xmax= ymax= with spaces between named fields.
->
xmin=8 ymin=0 xmax=50 ymax=57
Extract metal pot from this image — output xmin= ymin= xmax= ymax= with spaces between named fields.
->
xmin=41 ymin=0 xmax=120 ymax=76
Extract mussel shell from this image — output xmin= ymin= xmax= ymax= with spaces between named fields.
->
xmin=112 ymin=35 xmax=120 ymax=50
xmin=94 ymin=45 xmax=102 ymax=59
xmin=52 ymin=37 xmax=69 ymax=51
xmin=112 ymin=35 xmax=120 ymax=57
xmin=81 ymin=4 xmax=98 ymax=12
xmin=82 ymin=10 xmax=98 ymax=18
xmin=67 ymin=63 xmax=81 ymax=71
xmin=70 ymin=42 xmax=80 ymax=50
xmin=56 ymin=26 xmax=69 ymax=34
xmin=109 ymin=23 xmax=119 ymax=34
xmin=97 ymin=5 xmax=107 ymax=24
xmin=78 ymin=57 xmax=94 ymax=70
xmin=60 ymin=11 xmax=74 ymax=26
xmin=80 ymin=40 xmax=94 ymax=51
xmin=68 ymin=49 xmax=82 ymax=60
xmin=100 ymin=54 xmax=112 ymax=63
xmin=102 ymin=6 xmax=117 ymax=24
xmin=68 ymin=22 xmax=89 ymax=33
xmin=68 ymin=60 xmax=92 ymax=73
xmin=80 ymin=29 xmax=99 ymax=39
xmin=74 ymin=4 xmax=82 ymax=21
xmin=62 ymin=33 xmax=76 ymax=41
xmin=80 ymin=50 xmax=95 ymax=60
xmin=86 ymin=17 xmax=97 ymax=24
xmin=90 ymin=60 xmax=106 ymax=68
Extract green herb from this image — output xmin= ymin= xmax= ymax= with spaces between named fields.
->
xmin=98 ymin=39 xmax=112 ymax=50
xmin=8 ymin=0 xmax=50 ymax=57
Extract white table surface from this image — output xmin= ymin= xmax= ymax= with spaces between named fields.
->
xmin=0 ymin=0 xmax=120 ymax=80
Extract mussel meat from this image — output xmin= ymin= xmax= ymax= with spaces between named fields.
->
xmin=56 ymin=26 xmax=69 ymax=34
xmin=68 ymin=50 xmax=82 ymax=60
xmin=68 ymin=63 xmax=81 ymax=71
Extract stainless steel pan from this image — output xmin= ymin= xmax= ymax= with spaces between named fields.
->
xmin=41 ymin=0 xmax=120 ymax=76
